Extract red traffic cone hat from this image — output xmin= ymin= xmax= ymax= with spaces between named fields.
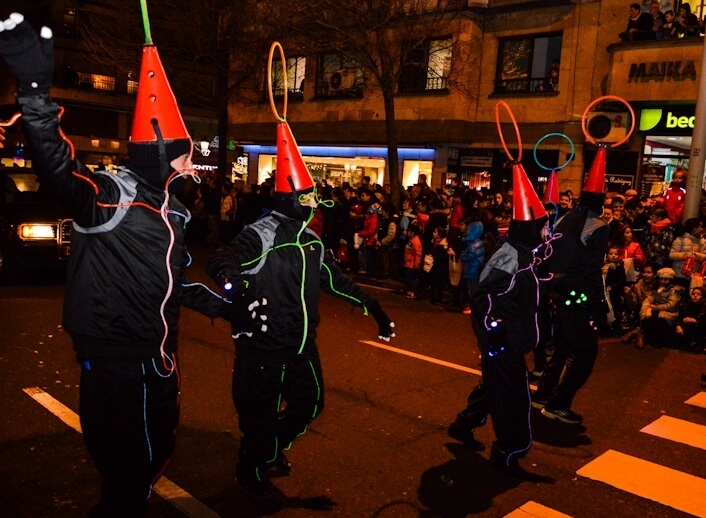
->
xmin=583 ymin=146 xmax=607 ymax=194
xmin=513 ymin=162 xmax=547 ymax=222
xmin=130 ymin=45 xmax=189 ymax=143
xmin=542 ymin=169 xmax=560 ymax=204
xmin=275 ymin=121 xmax=314 ymax=193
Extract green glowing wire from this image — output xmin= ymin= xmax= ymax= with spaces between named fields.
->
xmin=139 ymin=0 xmax=153 ymax=44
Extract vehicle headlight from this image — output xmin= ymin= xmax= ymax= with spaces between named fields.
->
xmin=18 ymin=223 xmax=57 ymax=240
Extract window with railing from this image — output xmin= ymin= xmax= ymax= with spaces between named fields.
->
xmin=269 ymin=57 xmax=306 ymax=101
xmin=127 ymin=70 xmax=138 ymax=94
xmin=77 ymin=73 xmax=116 ymax=92
xmin=398 ymin=37 xmax=452 ymax=94
xmin=494 ymin=32 xmax=562 ymax=95
xmin=315 ymin=52 xmax=364 ymax=98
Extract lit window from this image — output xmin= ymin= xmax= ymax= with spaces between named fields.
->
xmin=270 ymin=57 xmax=306 ymax=99
xmin=494 ymin=33 xmax=562 ymax=94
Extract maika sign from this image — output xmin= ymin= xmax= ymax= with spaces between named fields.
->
xmin=628 ymin=60 xmax=696 ymax=81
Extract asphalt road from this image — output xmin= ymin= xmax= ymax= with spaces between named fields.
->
xmin=2 ymin=248 xmax=706 ymax=517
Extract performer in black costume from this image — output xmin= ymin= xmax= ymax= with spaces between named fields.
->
xmin=448 ymin=157 xmax=552 ymax=474
xmin=207 ymin=119 xmax=396 ymax=499
xmin=532 ymin=147 xmax=610 ymax=424
xmin=0 ymin=12 xmax=228 ymax=516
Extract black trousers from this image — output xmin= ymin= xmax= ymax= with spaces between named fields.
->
xmin=232 ymin=348 xmax=324 ymax=472
xmin=454 ymin=351 xmax=532 ymax=459
xmin=79 ymin=356 xmax=180 ymax=517
xmin=536 ymin=304 xmax=598 ymax=410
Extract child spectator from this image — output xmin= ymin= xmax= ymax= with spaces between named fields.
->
xmin=622 ymin=263 xmax=658 ymax=344
xmin=669 ymin=218 xmax=706 ymax=291
xmin=637 ymin=267 xmax=682 ymax=349
xmin=403 ymin=223 xmax=423 ymax=298
xmin=675 ymin=287 xmax=706 ymax=353
xmin=428 ymin=227 xmax=450 ymax=305
xmin=662 ymin=10 xmax=677 ymax=38
xmin=615 ymin=223 xmax=646 ymax=281
xmin=645 ymin=208 xmax=676 ymax=268
xmin=602 ymin=245 xmax=628 ymax=335
xmin=458 ymin=219 xmax=486 ymax=315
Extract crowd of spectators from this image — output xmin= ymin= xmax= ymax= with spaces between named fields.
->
xmin=619 ymin=1 xmax=703 ymax=42
xmin=184 ymin=168 xmax=706 ymax=354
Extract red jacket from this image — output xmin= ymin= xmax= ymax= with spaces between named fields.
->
xmin=357 ymin=212 xmax=380 ymax=246
xmin=664 ymin=184 xmax=686 ymax=224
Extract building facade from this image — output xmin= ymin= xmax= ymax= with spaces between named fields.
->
xmin=230 ymin=0 xmax=702 ymax=198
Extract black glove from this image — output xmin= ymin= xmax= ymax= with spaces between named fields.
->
xmin=0 ymin=13 xmax=54 ymax=95
xmin=225 ymin=295 xmax=268 ymax=339
xmin=367 ymin=300 xmax=396 ymax=342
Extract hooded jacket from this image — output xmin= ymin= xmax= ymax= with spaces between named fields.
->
xmin=20 ymin=95 xmax=225 ymax=359
xmin=207 ymin=210 xmax=377 ymax=362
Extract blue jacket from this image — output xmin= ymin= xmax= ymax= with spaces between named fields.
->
xmin=460 ymin=221 xmax=486 ymax=280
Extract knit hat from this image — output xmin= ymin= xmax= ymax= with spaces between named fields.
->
xmin=128 ymin=45 xmax=192 ymax=187
xmin=657 ymin=267 xmax=676 ymax=279
xmin=580 ymin=146 xmax=607 ymax=213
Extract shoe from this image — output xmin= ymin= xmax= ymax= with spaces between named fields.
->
xmin=541 ymin=407 xmax=583 ymax=424
xmin=236 ymin=464 xmax=275 ymax=500
xmin=269 ymin=451 xmax=291 ymax=476
xmin=462 ymin=307 xmax=472 ymax=315
xmin=621 ymin=328 xmax=638 ymax=344
xmin=447 ymin=421 xmax=485 ymax=451
xmin=635 ymin=330 xmax=644 ymax=350
xmin=530 ymin=395 xmax=549 ymax=409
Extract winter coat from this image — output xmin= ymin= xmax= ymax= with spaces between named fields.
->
xmin=471 ymin=238 xmax=547 ymax=356
xmin=20 ymin=95 xmax=225 ymax=360
xmin=404 ymin=235 xmax=423 ymax=270
xmin=670 ymin=232 xmax=704 ymax=280
xmin=640 ymin=284 xmax=682 ymax=325
xmin=358 ymin=212 xmax=380 ymax=247
xmin=460 ymin=221 xmax=486 ymax=281
xmin=207 ymin=211 xmax=377 ymax=362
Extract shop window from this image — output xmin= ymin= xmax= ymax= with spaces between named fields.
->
xmin=398 ymin=37 xmax=452 ymax=94
xmin=402 ymin=160 xmax=433 ymax=188
xmin=315 ymin=52 xmax=364 ymax=98
xmin=494 ymin=32 xmax=562 ymax=94
xmin=269 ymin=56 xmax=306 ymax=101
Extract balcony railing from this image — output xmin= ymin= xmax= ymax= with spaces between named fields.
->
xmin=493 ymin=76 xmax=558 ymax=94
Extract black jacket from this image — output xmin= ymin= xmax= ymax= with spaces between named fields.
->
xmin=471 ymin=238 xmax=546 ymax=356
xmin=207 ymin=210 xmax=377 ymax=362
xmin=20 ymin=95 xmax=225 ymax=359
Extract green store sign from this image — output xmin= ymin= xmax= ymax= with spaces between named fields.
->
xmin=639 ymin=106 xmax=696 ymax=135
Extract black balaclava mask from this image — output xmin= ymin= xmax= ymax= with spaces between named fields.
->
xmin=273 ymin=184 xmax=315 ymax=221
xmin=127 ymin=136 xmax=191 ymax=192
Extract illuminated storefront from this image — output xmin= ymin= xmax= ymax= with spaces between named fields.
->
xmin=243 ymin=144 xmax=435 ymax=188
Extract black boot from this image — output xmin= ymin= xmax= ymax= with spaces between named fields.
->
xmin=269 ymin=451 xmax=292 ymax=476
xmin=447 ymin=420 xmax=485 ymax=451
xmin=235 ymin=463 xmax=275 ymax=500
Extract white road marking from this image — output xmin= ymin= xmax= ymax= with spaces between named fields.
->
xmin=641 ymin=415 xmax=706 ymax=451
xmin=577 ymin=449 xmax=706 ymax=517
xmin=359 ymin=340 xmax=538 ymax=391
xmin=686 ymin=392 xmax=706 ymax=409
xmin=23 ymin=387 xmax=218 ymax=518
xmin=360 ymin=340 xmax=482 ymax=375
xmin=503 ymin=500 xmax=574 ymax=518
